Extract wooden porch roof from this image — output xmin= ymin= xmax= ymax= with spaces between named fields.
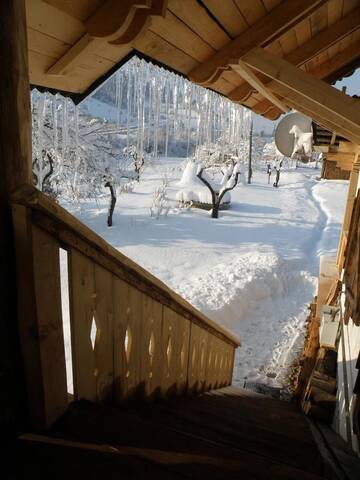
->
xmin=27 ymin=0 xmax=360 ymax=121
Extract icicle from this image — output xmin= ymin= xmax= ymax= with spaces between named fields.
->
xmin=72 ymin=102 xmax=79 ymax=193
xmin=37 ymin=92 xmax=47 ymax=191
xmin=165 ymin=77 xmax=170 ymax=157
xmin=62 ymin=96 xmax=68 ymax=158
xmin=52 ymin=94 xmax=58 ymax=155
xmin=115 ymin=70 xmax=122 ymax=126
xmin=147 ymin=64 xmax=153 ymax=151
xmin=153 ymin=73 xmax=161 ymax=160
xmin=136 ymin=60 xmax=145 ymax=163
xmin=126 ymin=62 xmax=131 ymax=151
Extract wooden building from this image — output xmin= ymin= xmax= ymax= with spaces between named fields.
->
xmin=2 ymin=0 xmax=360 ymax=477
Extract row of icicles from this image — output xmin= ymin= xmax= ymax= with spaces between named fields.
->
xmin=31 ymin=56 xmax=252 ymax=193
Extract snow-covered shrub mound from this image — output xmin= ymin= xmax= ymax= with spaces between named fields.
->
xmin=176 ymin=161 xmax=230 ymax=206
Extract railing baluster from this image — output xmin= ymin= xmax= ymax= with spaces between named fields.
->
xmin=68 ymin=249 xmax=96 ymax=401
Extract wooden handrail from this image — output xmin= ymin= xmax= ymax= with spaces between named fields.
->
xmin=11 ymin=184 xmax=240 ymax=348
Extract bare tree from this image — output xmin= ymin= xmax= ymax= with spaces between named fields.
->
xmin=197 ymin=163 xmax=241 ymax=218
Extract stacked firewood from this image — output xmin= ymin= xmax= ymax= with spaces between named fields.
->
xmin=301 ymin=348 xmax=337 ymax=423
xmin=294 ymin=299 xmax=319 ymax=399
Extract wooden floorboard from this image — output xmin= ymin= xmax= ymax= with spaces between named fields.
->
xmin=16 ymin=386 xmax=326 ymax=479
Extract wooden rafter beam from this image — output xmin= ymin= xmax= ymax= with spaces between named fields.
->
xmin=228 ymin=10 xmax=360 ymax=103
xmin=266 ymin=81 xmax=360 ymax=144
xmin=241 ymin=47 xmax=360 ymax=144
xmin=296 ymin=102 xmax=354 ymax=141
xmin=188 ymin=0 xmax=327 ymax=86
xmin=231 ymin=61 xmax=289 ymax=113
xmin=248 ymin=39 xmax=360 ymax=121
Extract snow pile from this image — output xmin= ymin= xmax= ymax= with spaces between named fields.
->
xmin=177 ymin=251 xmax=316 ymax=389
xmin=312 ymin=179 xmax=348 ymax=257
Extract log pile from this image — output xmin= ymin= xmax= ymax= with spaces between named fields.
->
xmin=301 ymin=348 xmax=337 ymax=423
xmin=321 ymin=159 xmax=351 ymax=180
xmin=294 ymin=299 xmax=319 ymax=399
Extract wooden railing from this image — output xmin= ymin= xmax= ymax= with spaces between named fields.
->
xmin=11 ymin=185 xmax=240 ymax=429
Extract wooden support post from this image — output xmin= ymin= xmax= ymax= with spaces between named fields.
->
xmin=337 ymin=157 xmax=360 ymax=271
xmin=0 ymin=0 xmax=67 ymax=431
xmin=0 ymin=0 xmax=33 ymax=434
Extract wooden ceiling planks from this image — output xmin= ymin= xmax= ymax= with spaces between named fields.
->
xmin=294 ymin=18 xmax=312 ymax=46
xmin=149 ymin=10 xmax=216 ymax=63
xmin=310 ymin=3 xmax=329 ymax=37
xmin=133 ymin=29 xmax=199 ymax=75
xmin=327 ymin=0 xmax=344 ymax=26
xmin=326 ymin=1 xmax=350 ymax=59
xmin=266 ymin=40 xmax=285 ymax=57
xmin=343 ymin=0 xmax=360 ymax=16
xmin=311 ymin=36 xmax=360 ymax=80
xmin=261 ymin=0 xmax=284 ymax=12
xmin=27 ymin=28 xmax=70 ymax=60
xmin=305 ymin=50 xmax=330 ymax=73
xmin=167 ymin=0 xmax=230 ymax=50
xmin=26 ymin=0 xmax=85 ymax=45
xmin=200 ymin=0 xmax=248 ymax=38
xmin=234 ymin=0 xmax=267 ymax=26
xmin=278 ymin=29 xmax=299 ymax=55
xmin=29 ymin=50 xmax=94 ymax=93
xmin=42 ymin=0 xmax=103 ymax=22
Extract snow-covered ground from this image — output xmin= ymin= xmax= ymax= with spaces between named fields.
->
xmin=61 ymin=159 xmax=348 ymax=394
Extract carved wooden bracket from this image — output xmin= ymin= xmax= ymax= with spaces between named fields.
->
xmin=86 ymin=0 xmax=166 ymax=45
xmin=47 ymin=0 xmax=167 ymax=76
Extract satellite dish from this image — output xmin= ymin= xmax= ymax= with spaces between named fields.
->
xmin=275 ymin=112 xmax=312 ymax=157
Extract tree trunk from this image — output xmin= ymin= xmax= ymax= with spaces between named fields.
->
xmin=211 ymin=204 xmax=220 ymax=218
xmin=0 ymin=0 xmax=32 ymax=442
xmin=105 ymin=182 xmax=116 ymax=226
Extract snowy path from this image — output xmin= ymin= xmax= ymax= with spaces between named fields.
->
xmin=63 ymin=161 xmax=348 ymax=393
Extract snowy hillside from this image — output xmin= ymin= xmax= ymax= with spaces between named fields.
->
xmin=61 ymin=160 xmax=348 ymax=394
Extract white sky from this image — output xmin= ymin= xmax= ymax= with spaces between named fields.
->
xmin=334 ymin=68 xmax=360 ymax=96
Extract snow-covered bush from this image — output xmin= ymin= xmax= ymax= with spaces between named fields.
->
xmin=150 ymin=183 xmax=170 ymax=219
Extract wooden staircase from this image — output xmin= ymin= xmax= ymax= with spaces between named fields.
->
xmin=17 ymin=386 xmax=328 ymax=480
